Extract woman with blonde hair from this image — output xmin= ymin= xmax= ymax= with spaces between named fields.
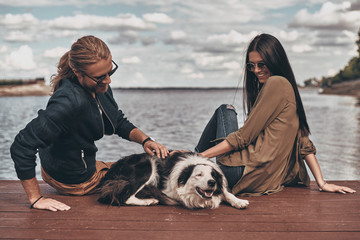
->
xmin=11 ymin=35 xmax=169 ymax=211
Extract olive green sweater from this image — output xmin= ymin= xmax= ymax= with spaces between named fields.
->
xmin=218 ymin=76 xmax=316 ymax=196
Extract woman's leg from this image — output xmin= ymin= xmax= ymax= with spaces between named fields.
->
xmin=195 ymin=104 xmax=244 ymax=189
xmin=217 ymin=162 xmax=244 ymax=189
xmin=41 ymin=161 xmax=114 ymax=195
xmin=195 ymin=104 xmax=238 ymax=152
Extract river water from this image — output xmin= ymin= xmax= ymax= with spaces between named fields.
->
xmin=1 ymin=88 xmax=359 ymax=180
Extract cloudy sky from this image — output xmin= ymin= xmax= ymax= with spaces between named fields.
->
xmin=0 ymin=0 xmax=359 ymax=88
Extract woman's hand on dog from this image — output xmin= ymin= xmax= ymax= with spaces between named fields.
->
xmin=143 ymin=140 xmax=169 ymax=159
xmin=32 ymin=197 xmax=71 ymax=212
xmin=169 ymin=150 xmax=191 ymax=156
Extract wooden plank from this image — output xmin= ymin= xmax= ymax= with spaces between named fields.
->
xmin=1 ymin=229 xmax=358 ymax=240
xmin=0 ymin=180 xmax=359 ymax=240
xmin=2 ymin=218 xmax=360 ymax=232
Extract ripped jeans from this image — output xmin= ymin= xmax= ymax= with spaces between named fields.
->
xmin=195 ymin=104 xmax=244 ymax=189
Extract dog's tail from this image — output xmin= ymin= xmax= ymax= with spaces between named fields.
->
xmin=97 ymin=179 xmax=132 ymax=206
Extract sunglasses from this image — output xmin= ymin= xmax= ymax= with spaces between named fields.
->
xmin=83 ymin=60 xmax=118 ymax=85
xmin=246 ymin=62 xmax=266 ymax=72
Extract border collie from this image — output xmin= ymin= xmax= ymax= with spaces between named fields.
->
xmin=97 ymin=152 xmax=249 ymax=209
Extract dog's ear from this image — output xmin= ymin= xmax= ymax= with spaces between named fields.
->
xmin=177 ymin=165 xmax=195 ymax=187
xmin=212 ymin=168 xmax=224 ymax=195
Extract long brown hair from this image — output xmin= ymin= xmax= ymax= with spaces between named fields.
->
xmin=243 ymin=33 xmax=310 ymax=136
xmin=51 ymin=35 xmax=111 ymax=92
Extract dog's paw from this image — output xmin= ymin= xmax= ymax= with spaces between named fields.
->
xmin=125 ymin=196 xmax=159 ymax=206
xmin=142 ymin=198 xmax=159 ymax=206
xmin=232 ymin=199 xmax=249 ymax=209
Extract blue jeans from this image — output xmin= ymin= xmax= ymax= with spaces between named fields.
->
xmin=195 ymin=104 xmax=244 ymax=189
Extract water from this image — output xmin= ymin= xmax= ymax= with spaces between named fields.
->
xmin=1 ymin=88 xmax=359 ymax=180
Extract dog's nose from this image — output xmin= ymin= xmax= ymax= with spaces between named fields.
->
xmin=208 ymin=180 xmax=216 ymax=187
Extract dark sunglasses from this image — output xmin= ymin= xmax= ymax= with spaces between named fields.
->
xmin=246 ymin=62 xmax=266 ymax=72
xmin=83 ymin=60 xmax=118 ymax=85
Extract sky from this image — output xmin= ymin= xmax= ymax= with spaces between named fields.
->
xmin=0 ymin=0 xmax=359 ymax=88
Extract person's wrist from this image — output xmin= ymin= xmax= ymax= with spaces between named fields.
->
xmin=142 ymin=137 xmax=154 ymax=147
xmin=198 ymin=152 xmax=207 ymax=158
xmin=30 ymin=196 xmax=44 ymax=209
xmin=318 ymin=181 xmax=327 ymax=191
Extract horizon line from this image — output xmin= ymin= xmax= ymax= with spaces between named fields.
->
xmin=112 ymin=86 xmax=242 ymax=90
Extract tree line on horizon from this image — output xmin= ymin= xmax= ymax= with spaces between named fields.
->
xmin=0 ymin=78 xmax=45 ymax=86
xmin=304 ymin=27 xmax=360 ymax=88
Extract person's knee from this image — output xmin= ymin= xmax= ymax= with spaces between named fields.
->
xmin=225 ymin=104 xmax=236 ymax=111
xmin=217 ymin=104 xmax=236 ymax=113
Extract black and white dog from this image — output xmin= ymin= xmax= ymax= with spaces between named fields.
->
xmin=97 ymin=152 xmax=249 ymax=209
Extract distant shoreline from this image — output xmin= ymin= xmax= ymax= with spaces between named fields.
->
xmin=113 ymin=87 xmax=240 ymax=91
xmin=1 ymin=79 xmax=360 ymax=98
xmin=319 ymin=79 xmax=360 ymax=97
xmin=0 ymin=84 xmax=239 ymax=97
xmin=0 ymin=83 xmax=51 ymax=97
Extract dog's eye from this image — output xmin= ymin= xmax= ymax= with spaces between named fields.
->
xmin=196 ymin=173 xmax=203 ymax=177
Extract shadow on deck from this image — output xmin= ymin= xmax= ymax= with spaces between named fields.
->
xmin=1 ymin=180 xmax=359 ymax=239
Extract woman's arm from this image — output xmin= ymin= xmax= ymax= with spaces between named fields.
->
xmin=199 ymin=140 xmax=233 ymax=158
xmin=21 ymin=177 xmax=71 ymax=211
xmin=129 ymin=128 xmax=169 ymax=159
xmin=304 ymin=154 xmax=356 ymax=194
xmin=200 ymin=77 xmax=288 ymax=159
xmin=226 ymin=77 xmax=289 ymax=151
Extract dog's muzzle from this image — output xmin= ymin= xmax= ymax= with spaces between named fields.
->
xmin=196 ymin=180 xmax=217 ymax=199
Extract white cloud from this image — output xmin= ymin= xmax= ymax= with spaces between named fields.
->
xmin=180 ymin=66 xmax=194 ymax=74
xmin=327 ymin=68 xmax=337 ymax=76
xmin=121 ymin=56 xmax=142 ymax=64
xmin=333 ymin=50 xmax=342 ymax=56
xmin=291 ymin=44 xmax=313 ymax=53
xmin=343 ymin=30 xmax=358 ymax=42
xmin=194 ymin=55 xmax=225 ymax=68
xmin=170 ymin=30 xmax=187 ymax=40
xmin=279 ymin=30 xmax=299 ymax=42
xmin=109 ymin=31 xmax=141 ymax=44
xmin=43 ymin=47 xmax=68 ymax=58
xmin=143 ymin=13 xmax=174 ymax=24
xmin=0 ymin=1 xmax=358 ymax=86
xmin=50 ymin=30 xmax=78 ymax=38
xmin=48 ymin=14 xmax=156 ymax=31
xmin=195 ymin=30 xmax=258 ymax=53
xmin=289 ymin=1 xmax=360 ymax=30
xmin=189 ymin=72 xmax=204 ymax=79
xmin=0 ymin=45 xmax=8 ymax=53
xmin=348 ymin=45 xmax=358 ymax=56
xmin=222 ymin=61 xmax=241 ymax=70
xmin=5 ymin=45 xmax=36 ymax=70
xmin=164 ymin=30 xmax=189 ymax=45
xmin=4 ymin=31 xmax=35 ymax=42
xmin=135 ymin=72 xmax=144 ymax=79
xmin=0 ymin=13 xmax=39 ymax=29
xmin=206 ymin=30 xmax=255 ymax=46
xmin=0 ymin=0 xmax=79 ymax=6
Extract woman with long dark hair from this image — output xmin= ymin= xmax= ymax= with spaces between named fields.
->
xmin=196 ymin=33 xmax=355 ymax=196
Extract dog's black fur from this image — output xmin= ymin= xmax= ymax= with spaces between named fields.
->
xmin=97 ymin=152 xmax=182 ymax=206
xmin=97 ymin=151 xmax=249 ymax=209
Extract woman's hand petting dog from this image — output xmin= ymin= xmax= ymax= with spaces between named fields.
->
xmin=143 ymin=140 xmax=169 ymax=159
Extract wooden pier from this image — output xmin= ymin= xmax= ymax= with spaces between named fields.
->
xmin=1 ymin=180 xmax=359 ymax=239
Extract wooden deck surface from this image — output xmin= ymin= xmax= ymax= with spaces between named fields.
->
xmin=1 ymin=180 xmax=359 ymax=240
